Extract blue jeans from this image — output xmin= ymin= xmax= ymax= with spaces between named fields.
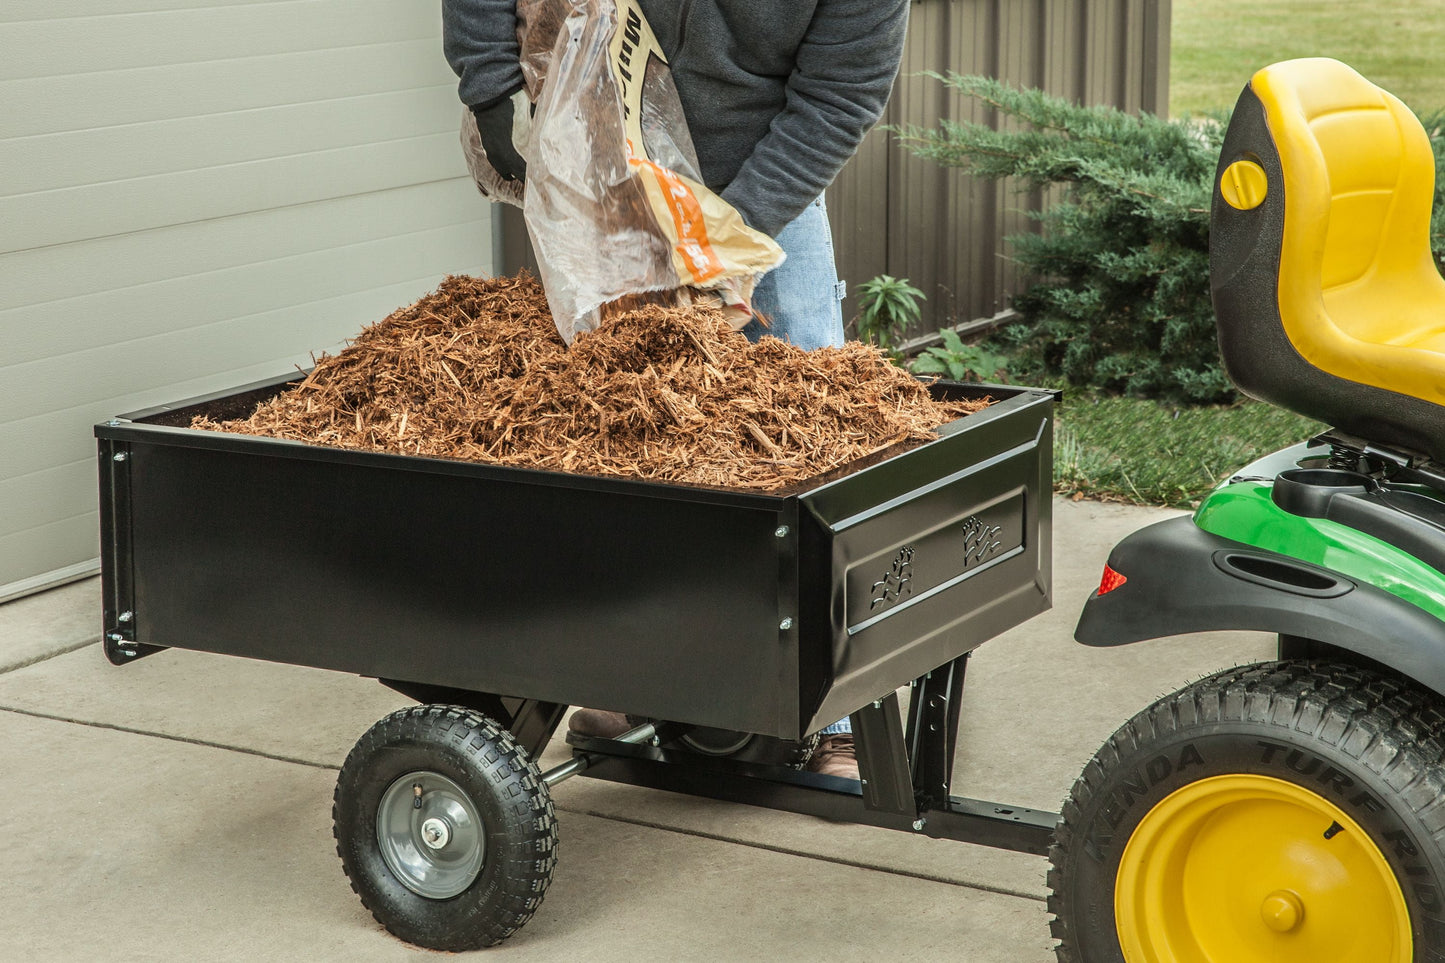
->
xmin=742 ymin=197 xmax=846 ymax=351
xmin=744 ymin=198 xmax=851 ymax=737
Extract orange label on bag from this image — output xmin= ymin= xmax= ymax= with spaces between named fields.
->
xmin=626 ymin=142 xmax=725 ymax=283
xmin=611 ymin=2 xmax=728 ymax=285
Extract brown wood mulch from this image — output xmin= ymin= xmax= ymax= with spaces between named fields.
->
xmin=192 ymin=274 xmax=991 ymax=491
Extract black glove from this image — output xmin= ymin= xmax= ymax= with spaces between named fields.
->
xmin=471 ymin=98 xmax=527 ymax=183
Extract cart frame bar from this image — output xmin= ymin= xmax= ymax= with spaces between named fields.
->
xmin=564 ymin=653 xmax=1057 ymax=857
xmin=386 ymin=655 xmax=1055 ymax=855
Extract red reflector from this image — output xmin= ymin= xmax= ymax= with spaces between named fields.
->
xmin=1098 ymin=564 xmax=1128 ymax=595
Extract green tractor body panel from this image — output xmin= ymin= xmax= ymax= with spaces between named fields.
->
xmin=1193 ymin=444 xmax=1445 ymax=623
xmin=1075 ymin=440 xmax=1445 ymax=700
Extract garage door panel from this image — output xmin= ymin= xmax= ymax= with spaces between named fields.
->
xmin=2 ymin=40 xmax=455 ymax=138
xmin=3 ymin=86 xmax=462 ymax=197
xmin=3 ymin=219 xmax=486 ymax=368
xmin=1 ymin=1 xmax=438 ymax=82
xmin=0 ymin=179 xmax=483 ymax=312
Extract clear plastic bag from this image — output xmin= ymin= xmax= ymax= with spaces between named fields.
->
xmin=460 ymin=0 xmax=784 ymax=343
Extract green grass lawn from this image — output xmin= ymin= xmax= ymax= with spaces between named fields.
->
xmin=1171 ymin=0 xmax=1445 ymax=115
xmin=1053 ymin=391 xmax=1322 ymax=509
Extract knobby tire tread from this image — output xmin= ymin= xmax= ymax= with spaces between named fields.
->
xmin=1048 ymin=660 xmax=1445 ymax=962
xmin=333 ymin=704 xmax=558 ymax=950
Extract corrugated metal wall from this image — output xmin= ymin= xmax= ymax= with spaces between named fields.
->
xmin=1 ymin=1 xmax=493 ymax=602
xmin=828 ymin=0 xmax=1171 ymax=335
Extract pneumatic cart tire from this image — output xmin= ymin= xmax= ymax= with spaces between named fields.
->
xmin=1050 ymin=661 xmax=1445 ymax=963
xmin=333 ymin=705 xmax=557 ymax=950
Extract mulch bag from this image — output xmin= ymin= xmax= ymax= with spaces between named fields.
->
xmin=461 ymin=0 xmax=784 ymax=344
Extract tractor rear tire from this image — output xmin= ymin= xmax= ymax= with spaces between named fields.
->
xmin=1050 ymin=661 xmax=1445 ymax=962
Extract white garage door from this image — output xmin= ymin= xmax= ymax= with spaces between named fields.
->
xmin=1 ymin=1 xmax=494 ymax=601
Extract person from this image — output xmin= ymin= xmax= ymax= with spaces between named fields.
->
xmin=442 ymin=0 xmax=911 ymax=779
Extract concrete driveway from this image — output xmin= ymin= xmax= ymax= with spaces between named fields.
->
xmin=0 ymin=497 xmax=1272 ymax=961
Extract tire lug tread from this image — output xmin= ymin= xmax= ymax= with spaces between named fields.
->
xmin=1048 ymin=659 xmax=1445 ymax=961
xmin=332 ymin=704 xmax=559 ymax=951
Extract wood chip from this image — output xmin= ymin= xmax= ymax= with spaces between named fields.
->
xmin=192 ymin=274 xmax=991 ymax=491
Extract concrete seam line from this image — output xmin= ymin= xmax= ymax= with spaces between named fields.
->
xmin=0 ymin=635 xmax=103 ymax=677
xmin=555 ymin=804 xmax=1048 ymax=903
xmin=0 ymin=704 xmax=339 ymax=771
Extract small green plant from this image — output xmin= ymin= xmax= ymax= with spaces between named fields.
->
xmin=910 ymin=329 xmax=1010 ymax=383
xmin=853 ymin=275 xmax=924 ymax=359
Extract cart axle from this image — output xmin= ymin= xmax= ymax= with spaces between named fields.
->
xmin=542 ymin=722 xmax=658 ymax=787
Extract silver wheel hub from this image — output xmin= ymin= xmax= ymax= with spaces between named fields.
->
xmin=420 ymin=817 xmax=451 ymax=850
xmin=377 ymin=771 xmax=485 ymax=899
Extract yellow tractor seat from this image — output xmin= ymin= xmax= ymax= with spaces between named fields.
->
xmin=1211 ymin=58 xmax=1445 ymax=460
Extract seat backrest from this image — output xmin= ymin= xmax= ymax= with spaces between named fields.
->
xmin=1211 ymin=58 xmax=1445 ymax=458
xmin=1260 ymin=58 xmax=1440 ymax=354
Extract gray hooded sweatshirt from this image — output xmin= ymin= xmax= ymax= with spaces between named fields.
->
xmin=441 ymin=0 xmax=909 ymax=237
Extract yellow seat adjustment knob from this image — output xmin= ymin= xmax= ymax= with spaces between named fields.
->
xmin=1260 ymin=889 xmax=1304 ymax=933
xmin=1221 ymin=159 xmax=1268 ymax=210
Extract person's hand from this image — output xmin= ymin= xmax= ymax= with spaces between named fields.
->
xmin=705 ymin=277 xmax=759 ymax=331
xmin=470 ymin=99 xmax=527 ymax=183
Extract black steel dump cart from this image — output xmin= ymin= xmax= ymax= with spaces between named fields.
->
xmin=96 ymin=374 xmax=1056 ymax=950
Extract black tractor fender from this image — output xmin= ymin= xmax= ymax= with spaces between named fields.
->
xmin=1076 ymin=516 xmax=1445 ymax=700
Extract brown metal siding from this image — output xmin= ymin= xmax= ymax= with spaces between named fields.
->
xmin=829 ymin=0 xmax=1171 ymax=335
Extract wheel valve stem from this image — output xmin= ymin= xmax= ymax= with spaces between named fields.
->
xmin=1323 ymin=820 xmax=1344 ymax=840
xmin=413 ymin=783 xmax=423 ymax=810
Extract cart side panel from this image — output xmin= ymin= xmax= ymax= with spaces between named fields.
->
xmin=799 ymin=393 xmax=1053 ymax=732
xmin=122 ymin=440 xmax=794 ymax=733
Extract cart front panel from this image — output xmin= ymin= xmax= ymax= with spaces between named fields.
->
xmin=798 ymin=390 xmax=1053 ymax=734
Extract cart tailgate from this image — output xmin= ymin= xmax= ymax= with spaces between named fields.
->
xmin=797 ymin=391 xmax=1053 ymax=734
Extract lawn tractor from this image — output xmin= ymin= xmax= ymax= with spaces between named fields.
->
xmin=1051 ymin=58 xmax=1445 ymax=962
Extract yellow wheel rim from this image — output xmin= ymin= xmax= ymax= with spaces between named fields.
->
xmin=1115 ymin=773 xmax=1412 ymax=962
